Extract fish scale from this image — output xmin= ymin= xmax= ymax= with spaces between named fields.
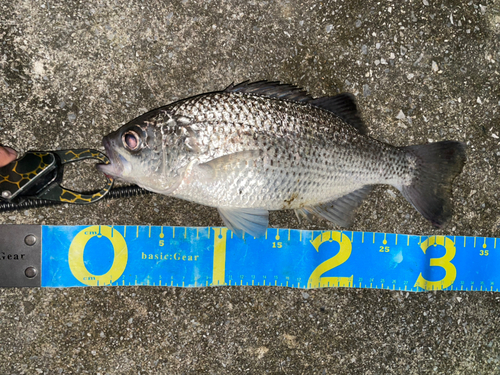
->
xmin=169 ymin=93 xmax=401 ymax=205
xmin=98 ymin=81 xmax=466 ymax=237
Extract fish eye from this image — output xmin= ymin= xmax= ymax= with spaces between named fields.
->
xmin=122 ymin=130 xmax=142 ymax=151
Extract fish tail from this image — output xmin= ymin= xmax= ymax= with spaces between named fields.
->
xmin=399 ymin=141 xmax=466 ymax=228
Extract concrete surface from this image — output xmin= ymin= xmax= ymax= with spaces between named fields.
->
xmin=1 ymin=0 xmax=499 ymax=373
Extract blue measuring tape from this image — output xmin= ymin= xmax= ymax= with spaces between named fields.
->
xmin=34 ymin=225 xmax=498 ymax=292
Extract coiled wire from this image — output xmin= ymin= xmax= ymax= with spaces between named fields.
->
xmin=0 ymin=185 xmax=152 ymax=212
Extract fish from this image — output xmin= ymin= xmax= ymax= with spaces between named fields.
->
xmin=97 ymin=81 xmax=466 ymax=237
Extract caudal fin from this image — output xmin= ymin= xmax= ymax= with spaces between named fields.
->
xmin=400 ymin=141 xmax=466 ymax=228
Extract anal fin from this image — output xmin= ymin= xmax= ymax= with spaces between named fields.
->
xmin=307 ymin=186 xmax=373 ymax=228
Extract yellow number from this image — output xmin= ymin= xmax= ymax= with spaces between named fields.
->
xmin=308 ymin=231 xmax=353 ymax=288
xmin=159 ymin=240 xmax=164 ymax=247
xmin=272 ymin=242 xmax=282 ymax=248
xmin=414 ymin=236 xmax=456 ymax=291
xmin=480 ymin=250 xmax=489 ymax=256
xmin=68 ymin=225 xmax=127 ymax=286
xmin=212 ymin=228 xmax=227 ymax=286
xmin=379 ymin=246 xmax=390 ymax=252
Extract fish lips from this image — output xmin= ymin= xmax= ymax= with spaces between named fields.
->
xmin=96 ymin=137 xmax=124 ymax=178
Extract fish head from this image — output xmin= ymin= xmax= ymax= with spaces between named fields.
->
xmin=97 ymin=110 xmax=199 ymax=194
xmin=97 ymin=120 xmax=165 ymax=186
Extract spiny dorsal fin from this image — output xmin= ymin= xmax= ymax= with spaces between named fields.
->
xmin=224 ymin=80 xmax=366 ymax=134
xmin=224 ymin=80 xmax=313 ymax=102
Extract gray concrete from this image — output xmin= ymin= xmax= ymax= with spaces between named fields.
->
xmin=1 ymin=0 xmax=499 ymax=373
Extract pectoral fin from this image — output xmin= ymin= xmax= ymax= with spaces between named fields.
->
xmin=196 ymin=150 xmax=262 ymax=182
xmin=217 ymin=207 xmax=269 ymax=238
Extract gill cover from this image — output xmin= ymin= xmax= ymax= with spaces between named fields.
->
xmin=98 ymin=109 xmax=200 ymax=195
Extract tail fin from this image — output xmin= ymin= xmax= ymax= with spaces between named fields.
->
xmin=400 ymin=141 xmax=466 ymax=228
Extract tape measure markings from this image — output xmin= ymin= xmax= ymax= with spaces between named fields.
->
xmin=26 ymin=225 xmax=500 ymax=291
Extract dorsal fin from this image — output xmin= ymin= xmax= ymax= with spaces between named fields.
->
xmin=224 ymin=80 xmax=366 ymax=134
xmin=310 ymin=94 xmax=367 ymax=134
xmin=224 ymin=80 xmax=313 ymax=102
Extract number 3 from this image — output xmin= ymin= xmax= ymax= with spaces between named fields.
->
xmin=414 ymin=236 xmax=456 ymax=291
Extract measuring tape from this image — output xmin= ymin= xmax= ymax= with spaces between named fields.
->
xmin=0 ymin=225 xmax=498 ymax=291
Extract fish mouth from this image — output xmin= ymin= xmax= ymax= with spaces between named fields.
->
xmin=96 ymin=137 xmax=123 ymax=178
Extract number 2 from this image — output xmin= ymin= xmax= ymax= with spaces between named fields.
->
xmin=308 ymin=231 xmax=353 ymax=288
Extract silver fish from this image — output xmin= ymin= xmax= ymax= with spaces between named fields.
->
xmin=97 ymin=81 xmax=466 ymax=237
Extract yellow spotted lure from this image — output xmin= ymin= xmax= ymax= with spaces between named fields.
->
xmin=0 ymin=151 xmax=497 ymax=291
xmin=0 ymin=149 xmax=114 ymax=205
